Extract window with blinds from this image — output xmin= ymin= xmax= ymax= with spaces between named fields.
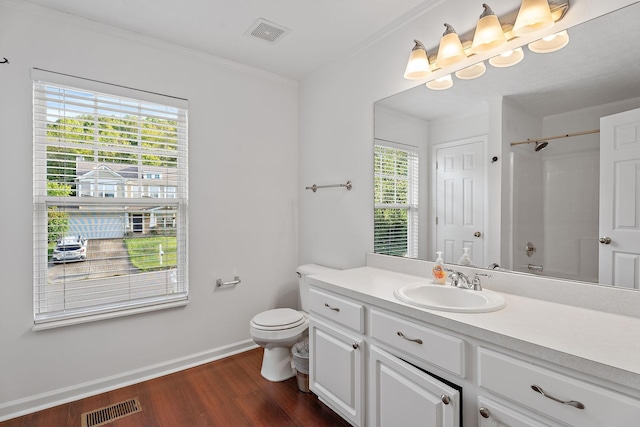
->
xmin=32 ymin=69 xmax=188 ymax=327
xmin=374 ymin=144 xmax=419 ymax=258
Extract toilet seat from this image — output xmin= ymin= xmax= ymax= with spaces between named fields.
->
xmin=250 ymin=308 xmax=306 ymax=331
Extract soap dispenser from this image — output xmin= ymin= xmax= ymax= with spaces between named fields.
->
xmin=432 ymin=251 xmax=447 ymax=284
xmin=458 ymin=247 xmax=473 ymax=266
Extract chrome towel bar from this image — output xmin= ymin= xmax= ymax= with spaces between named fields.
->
xmin=306 ymin=180 xmax=352 ymax=192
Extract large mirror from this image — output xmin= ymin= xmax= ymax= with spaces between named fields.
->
xmin=374 ymin=1 xmax=640 ymax=288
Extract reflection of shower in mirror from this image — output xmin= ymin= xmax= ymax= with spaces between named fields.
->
xmin=534 ymin=141 xmax=548 ymax=151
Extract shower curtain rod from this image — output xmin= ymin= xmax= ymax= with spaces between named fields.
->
xmin=510 ymin=129 xmax=600 ymax=146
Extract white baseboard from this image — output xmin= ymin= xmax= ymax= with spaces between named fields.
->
xmin=0 ymin=339 xmax=258 ymax=422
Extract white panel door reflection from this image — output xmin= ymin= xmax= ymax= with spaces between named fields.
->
xmin=435 ymin=137 xmax=485 ymax=267
xmin=600 ymin=108 xmax=640 ymax=288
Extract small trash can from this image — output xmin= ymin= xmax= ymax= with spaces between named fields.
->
xmin=292 ymin=338 xmax=310 ymax=392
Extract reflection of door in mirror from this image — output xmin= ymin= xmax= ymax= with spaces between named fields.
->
xmin=434 ymin=136 xmax=485 ymax=267
xmin=599 ymin=108 xmax=640 ymax=289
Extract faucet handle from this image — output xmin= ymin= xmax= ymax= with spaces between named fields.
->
xmin=471 ymin=273 xmax=490 ymax=291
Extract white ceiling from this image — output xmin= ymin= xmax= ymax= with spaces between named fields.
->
xmin=377 ymin=2 xmax=640 ymax=121
xmin=17 ymin=0 xmax=640 ymax=116
xmin=18 ymin=0 xmax=439 ymax=80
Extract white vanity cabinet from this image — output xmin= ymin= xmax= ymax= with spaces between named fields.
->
xmin=368 ymin=308 xmax=462 ymax=427
xmin=369 ymin=345 xmax=460 ymax=427
xmin=308 ymin=288 xmax=365 ymax=426
xmin=477 ymin=396 xmax=559 ymax=427
xmin=308 ymin=278 xmax=640 ymax=427
xmin=478 ymin=348 xmax=640 ymax=427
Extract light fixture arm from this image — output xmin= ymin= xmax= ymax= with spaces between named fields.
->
xmin=411 ymin=39 xmax=427 ymax=52
xmin=443 ymin=23 xmax=457 ymax=36
xmin=480 ymin=3 xmax=496 ymax=18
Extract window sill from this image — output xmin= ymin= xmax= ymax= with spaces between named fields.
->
xmin=32 ymin=299 xmax=189 ymax=331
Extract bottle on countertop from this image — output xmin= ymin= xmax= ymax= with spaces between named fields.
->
xmin=432 ymin=251 xmax=447 ymax=284
xmin=458 ymin=247 xmax=473 ymax=266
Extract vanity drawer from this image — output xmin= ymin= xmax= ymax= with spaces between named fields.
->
xmin=478 ymin=347 xmax=640 ymax=427
xmin=309 ymin=288 xmax=364 ymax=333
xmin=370 ymin=309 xmax=465 ymax=377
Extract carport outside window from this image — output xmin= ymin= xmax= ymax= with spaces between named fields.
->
xmin=32 ymin=69 xmax=189 ymax=327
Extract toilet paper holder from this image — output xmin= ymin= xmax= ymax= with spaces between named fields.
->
xmin=216 ymin=276 xmax=241 ymax=288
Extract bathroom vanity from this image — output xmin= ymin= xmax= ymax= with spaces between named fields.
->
xmin=307 ymin=254 xmax=640 ymax=427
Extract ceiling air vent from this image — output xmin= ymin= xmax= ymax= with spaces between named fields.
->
xmin=247 ymin=18 xmax=290 ymax=44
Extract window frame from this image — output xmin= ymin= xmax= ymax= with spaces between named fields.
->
xmin=32 ymin=69 xmax=189 ymax=329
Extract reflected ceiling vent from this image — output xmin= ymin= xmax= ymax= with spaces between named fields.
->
xmin=246 ymin=18 xmax=290 ymax=44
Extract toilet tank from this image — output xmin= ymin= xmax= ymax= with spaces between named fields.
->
xmin=297 ymin=264 xmax=337 ymax=312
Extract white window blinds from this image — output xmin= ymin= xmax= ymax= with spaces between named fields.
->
xmin=32 ymin=69 xmax=189 ymax=326
xmin=374 ymin=144 xmax=419 ymax=258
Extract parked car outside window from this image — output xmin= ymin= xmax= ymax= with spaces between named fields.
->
xmin=53 ymin=235 xmax=88 ymax=263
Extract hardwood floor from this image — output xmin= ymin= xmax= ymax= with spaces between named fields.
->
xmin=1 ymin=348 xmax=351 ymax=427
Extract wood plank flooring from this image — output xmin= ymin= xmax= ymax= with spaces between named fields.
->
xmin=1 ymin=348 xmax=351 ymax=427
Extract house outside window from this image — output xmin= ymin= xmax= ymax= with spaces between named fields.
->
xmin=32 ymin=69 xmax=189 ymax=328
xmin=374 ymin=144 xmax=419 ymax=258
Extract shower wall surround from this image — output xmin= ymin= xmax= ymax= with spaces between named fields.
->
xmin=543 ymin=153 xmax=599 ymax=281
xmin=510 ymin=95 xmax=640 ymax=283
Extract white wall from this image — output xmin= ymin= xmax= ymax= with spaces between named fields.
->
xmin=298 ymin=0 xmax=638 ymax=269
xmin=0 ymin=1 xmax=299 ymax=419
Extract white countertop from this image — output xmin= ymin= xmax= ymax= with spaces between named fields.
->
xmin=308 ymin=266 xmax=640 ymax=393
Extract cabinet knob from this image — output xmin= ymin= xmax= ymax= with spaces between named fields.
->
xmin=352 ymin=343 xmax=359 ymax=350
xmin=474 ymin=231 xmax=482 ymax=238
xmin=441 ymin=395 xmax=450 ymax=405
xmin=599 ymin=237 xmax=612 ymax=244
xmin=479 ymin=407 xmax=491 ymax=418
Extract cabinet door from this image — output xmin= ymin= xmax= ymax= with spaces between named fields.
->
xmin=369 ymin=346 xmax=460 ymax=427
xmin=309 ymin=318 xmax=364 ymax=427
xmin=478 ymin=397 xmax=557 ymax=427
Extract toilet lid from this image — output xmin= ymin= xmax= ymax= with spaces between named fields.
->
xmin=252 ymin=308 xmax=304 ymax=328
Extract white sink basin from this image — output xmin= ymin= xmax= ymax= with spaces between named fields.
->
xmin=394 ymin=282 xmax=506 ymax=313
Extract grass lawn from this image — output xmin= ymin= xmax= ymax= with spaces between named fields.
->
xmin=124 ymin=236 xmax=177 ymax=271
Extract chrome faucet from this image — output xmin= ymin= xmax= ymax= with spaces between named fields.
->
xmin=447 ymin=270 xmax=488 ymax=291
xmin=448 ymin=270 xmax=471 ymax=289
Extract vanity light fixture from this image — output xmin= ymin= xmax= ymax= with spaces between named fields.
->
xmin=489 ymin=47 xmax=525 ymax=67
xmin=455 ymin=61 xmax=487 ymax=79
xmin=512 ymin=0 xmax=555 ymax=36
xmin=528 ymin=30 xmax=570 ymax=53
xmin=426 ymin=74 xmax=453 ymax=90
xmin=435 ymin=24 xmax=467 ymax=68
xmin=403 ymin=1 xmax=569 ymax=82
xmin=471 ymin=4 xmax=507 ymax=54
xmin=404 ymin=40 xmax=432 ymax=80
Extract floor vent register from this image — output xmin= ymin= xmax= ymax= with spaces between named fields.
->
xmin=81 ymin=397 xmax=142 ymax=427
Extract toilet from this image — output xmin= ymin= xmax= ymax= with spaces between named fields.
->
xmin=250 ymin=264 xmax=336 ymax=382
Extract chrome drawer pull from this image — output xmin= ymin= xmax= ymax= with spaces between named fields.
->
xmin=324 ymin=303 xmax=340 ymax=312
xmin=397 ymin=331 xmax=423 ymax=344
xmin=531 ymin=385 xmax=585 ymax=409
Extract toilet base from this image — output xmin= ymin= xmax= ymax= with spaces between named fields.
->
xmin=261 ymin=346 xmax=295 ymax=382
